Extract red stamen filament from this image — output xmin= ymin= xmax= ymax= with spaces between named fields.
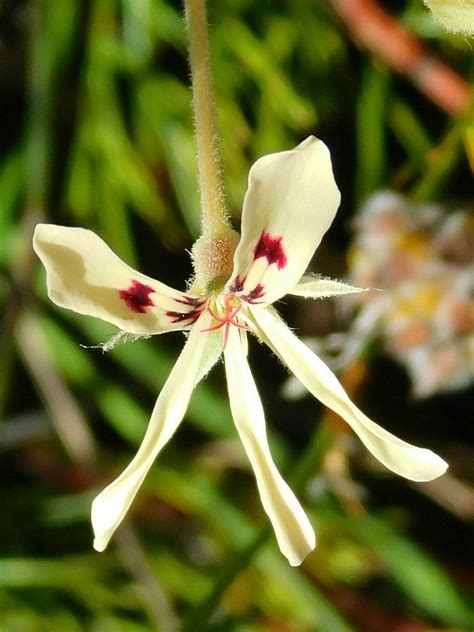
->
xmin=201 ymin=296 xmax=251 ymax=347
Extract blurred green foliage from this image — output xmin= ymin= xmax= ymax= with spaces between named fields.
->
xmin=0 ymin=0 xmax=473 ymax=630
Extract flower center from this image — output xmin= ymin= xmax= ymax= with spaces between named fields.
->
xmin=202 ymin=292 xmax=251 ymax=346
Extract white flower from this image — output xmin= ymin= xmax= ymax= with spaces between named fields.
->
xmin=33 ymin=137 xmax=447 ymax=566
xmin=423 ymin=0 xmax=474 ymax=35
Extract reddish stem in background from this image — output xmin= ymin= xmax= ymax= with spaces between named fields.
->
xmin=330 ymin=0 xmax=471 ymax=116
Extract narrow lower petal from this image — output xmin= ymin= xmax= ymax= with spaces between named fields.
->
xmin=92 ymin=313 xmax=220 ymax=551
xmin=193 ymin=327 xmax=224 ymax=384
xmin=290 ymin=275 xmax=369 ymax=299
xmin=224 ymin=326 xmax=315 ymax=566
xmin=252 ymin=307 xmax=448 ymax=482
xmin=34 ymin=224 xmax=204 ymax=335
xmin=227 ymin=137 xmax=341 ymax=306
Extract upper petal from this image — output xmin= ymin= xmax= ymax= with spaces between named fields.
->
xmin=33 ymin=224 xmax=205 ymax=335
xmin=251 ymin=307 xmax=448 ymax=482
xmin=224 ymin=325 xmax=315 ymax=566
xmin=227 ymin=137 xmax=341 ymax=306
xmin=92 ymin=311 xmax=221 ymax=551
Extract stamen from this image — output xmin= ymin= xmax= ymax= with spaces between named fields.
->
xmin=201 ymin=294 xmax=251 ymax=347
xmin=229 ymin=320 xmax=251 ymax=332
xmin=207 ymin=305 xmax=227 ymax=323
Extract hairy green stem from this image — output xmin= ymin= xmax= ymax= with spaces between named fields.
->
xmin=184 ymin=0 xmax=231 ymax=237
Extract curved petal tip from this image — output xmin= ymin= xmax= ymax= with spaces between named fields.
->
xmin=93 ymin=536 xmax=108 ymax=553
xmin=286 ymin=530 xmax=316 ymax=567
xmin=409 ymin=449 xmax=448 ymax=483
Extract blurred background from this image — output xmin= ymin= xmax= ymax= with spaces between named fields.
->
xmin=0 ymin=0 xmax=473 ymax=630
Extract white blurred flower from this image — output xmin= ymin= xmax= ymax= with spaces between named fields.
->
xmin=348 ymin=191 xmax=474 ymax=398
xmin=33 ymin=141 xmax=447 ymax=567
xmin=423 ymin=0 xmax=474 ymax=35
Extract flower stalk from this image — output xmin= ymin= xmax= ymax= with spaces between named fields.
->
xmin=184 ymin=0 xmax=230 ymax=236
xmin=184 ymin=0 xmax=239 ymax=292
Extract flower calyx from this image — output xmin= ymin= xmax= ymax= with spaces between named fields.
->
xmin=191 ymin=228 xmax=240 ymax=294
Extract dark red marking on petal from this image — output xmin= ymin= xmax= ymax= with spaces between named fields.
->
xmin=253 ymin=231 xmax=287 ymax=269
xmin=119 ymin=280 xmax=155 ymax=313
xmin=166 ymin=309 xmax=202 ymax=325
xmin=242 ymin=284 xmax=265 ymax=304
xmin=229 ymin=275 xmax=246 ymax=293
xmin=175 ymin=296 xmax=206 ymax=307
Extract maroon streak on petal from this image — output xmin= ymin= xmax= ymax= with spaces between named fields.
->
xmin=175 ymin=296 xmax=206 ymax=307
xmin=166 ymin=309 xmax=202 ymax=325
xmin=229 ymin=275 xmax=246 ymax=293
xmin=119 ymin=280 xmax=155 ymax=313
xmin=242 ymin=284 xmax=265 ymax=304
xmin=253 ymin=231 xmax=287 ymax=269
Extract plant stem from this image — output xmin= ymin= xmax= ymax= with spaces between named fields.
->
xmin=184 ymin=0 xmax=230 ymax=237
xmin=330 ymin=0 xmax=470 ymax=116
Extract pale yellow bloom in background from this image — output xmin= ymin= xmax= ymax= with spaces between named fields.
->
xmin=33 ymin=137 xmax=448 ymax=566
xmin=423 ymin=0 xmax=474 ymax=35
xmin=348 ymin=191 xmax=474 ymax=398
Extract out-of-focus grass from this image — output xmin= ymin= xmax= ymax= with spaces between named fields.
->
xmin=0 ymin=0 xmax=473 ymax=630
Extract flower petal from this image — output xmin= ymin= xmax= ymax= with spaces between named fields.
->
xmin=92 ymin=313 xmax=219 ymax=551
xmin=251 ymin=307 xmax=448 ymax=482
xmin=193 ymin=327 xmax=224 ymax=384
xmin=224 ymin=326 xmax=315 ymax=566
xmin=33 ymin=224 xmax=205 ymax=335
xmin=227 ymin=137 xmax=340 ymax=306
xmin=290 ymin=275 xmax=369 ymax=299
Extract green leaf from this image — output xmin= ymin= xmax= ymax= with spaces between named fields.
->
xmin=355 ymin=64 xmax=390 ymax=201
xmin=345 ymin=515 xmax=473 ymax=626
xmin=389 ymin=98 xmax=432 ymax=164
